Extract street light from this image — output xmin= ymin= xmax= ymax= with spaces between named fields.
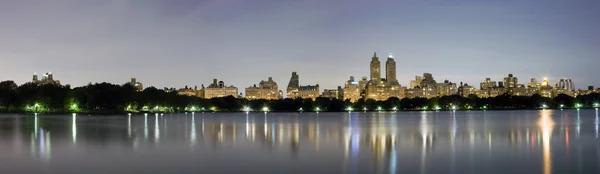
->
xmin=377 ymin=106 xmax=382 ymax=111
xmin=243 ymin=106 xmax=251 ymax=112
xmin=262 ymin=107 xmax=269 ymax=113
xmin=393 ymin=107 xmax=398 ymax=111
xmin=346 ymin=107 xmax=353 ymax=112
xmin=315 ymin=107 xmax=321 ymax=113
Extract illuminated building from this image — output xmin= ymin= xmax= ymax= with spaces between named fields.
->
xmin=404 ymin=73 xmax=441 ymax=98
xmin=410 ymin=75 xmax=423 ymax=89
xmin=437 ymin=80 xmax=457 ymax=96
xmin=286 ymin=72 xmax=300 ymax=98
xmin=364 ymin=52 xmax=404 ymax=101
xmin=32 ymin=72 xmax=61 ymax=85
xmin=321 ymin=89 xmax=340 ymax=99
xmin=478 ymin=78 xmax=504 ymax=98
xmin=557 ymin=78 xmax=574 ymax=91
xmin=457 ymin=82 xmax=476 ymax=98
xmin=538 ymin=78 xmax=553 ymax=98
xmin=176 ymin=85 xmax=202 ymax=97
xmin=202 ymin=79 xmax=238 ymax=99
xmin=404 ymin=87 xmax=427 ymax=99
xmin=343 ymin=76 xmax=361 ymax=102
xmin=298 ymin=85 xmax=320 ymax=100
xmin=503 ymin=74 xmax=518 ymax=89
xmin=286 ymin=72 xmax=319 ymax=100
xmin=527 ymin=78 xmax=541 ymax=89
xmin=370 ymin=52 xmax=381 ymax=80
xmin=358 ymin=76 xmax=368 ymax=91
xmin=480 ymin=78 xmax=497 ymax=90
xmin=245 ymin=77 xmax=280 ymax=100
xmin=127 ymin=78 xmax=144 ymax=91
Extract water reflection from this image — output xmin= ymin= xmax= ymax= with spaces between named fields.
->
xmin=2 ymin=110 xmax=600 ymax=174
xmin=72 ymin=113 xmax=77 ymax=144
xmin=538 ymin=110 xmax=555 ymax=174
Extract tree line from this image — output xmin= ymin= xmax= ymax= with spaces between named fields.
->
xmin=0 ymin=80 xmax=598 ymax=114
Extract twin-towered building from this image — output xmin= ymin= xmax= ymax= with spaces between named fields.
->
xmin=363 ymin=52 xmax=404 ymax=101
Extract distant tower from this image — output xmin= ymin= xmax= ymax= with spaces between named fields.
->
xmin=47 ymin=72 xmax=54 ymax=81
xmin=32 ymin=73 xmax=38 ymax=83
xmin=131 ymin=78 xmax=137 ymax=84
xmin=385 ymin=52 xmax=397 ymax=82
xmin=558 ymin=79 xmax=566 ymax=89
xmin=370 ymin=52 xmax=381 ymax=80
xmin=287 ymin=72 xmax=299 ymax=89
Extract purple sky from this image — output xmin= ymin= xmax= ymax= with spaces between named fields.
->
xmin=1 ymin=0 xmax=599 ymax=92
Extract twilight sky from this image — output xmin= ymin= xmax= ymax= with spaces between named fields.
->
xmin=1 ymin=0 xmax=599 ymax=92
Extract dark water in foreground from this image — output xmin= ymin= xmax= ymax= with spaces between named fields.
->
xmin=1 ymin=110 xmax=600 ymax=174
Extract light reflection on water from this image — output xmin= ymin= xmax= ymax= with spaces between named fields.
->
xmin=0 ymin=110 xmax=599 ymax=174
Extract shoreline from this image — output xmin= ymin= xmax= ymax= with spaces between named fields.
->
xmin=2 ymin=108 xmax=596 ymax=115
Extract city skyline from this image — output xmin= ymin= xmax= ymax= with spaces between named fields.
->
xmin=1 ymin=0 xmax=599 ymax=91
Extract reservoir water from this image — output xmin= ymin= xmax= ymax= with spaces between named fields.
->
xmin=1 ymin=110 xmax=599 ymax=174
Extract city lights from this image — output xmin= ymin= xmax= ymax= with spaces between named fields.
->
xmin=346 ymin=106 xmax=353 ymax=112
xmin=262 ymin=107 xmax=269 ymax=112
xmin=315 ymin=107 xmax=321 ymax=112
xmin=377 ymin=106 xmax=382 ymax=111
xmin=594 ymin=103 xmax=599 ymax=108
xmin=243 ymin=106 xmax=251 ymax=112
xmin=393 ymin=107 xmax=398 ymax=111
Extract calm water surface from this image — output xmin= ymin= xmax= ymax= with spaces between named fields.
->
xmin=1 ymin=110 xmax=600 ymax=174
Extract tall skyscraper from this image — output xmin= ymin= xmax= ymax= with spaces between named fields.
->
xmin=385 ymin=52 xmax=397 ymax=84
xmin=370 ymin=52 xmax=380 ymax=80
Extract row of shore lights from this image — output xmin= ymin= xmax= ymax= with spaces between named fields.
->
xmin=169 ymin=103 xmax=600 ymax=114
